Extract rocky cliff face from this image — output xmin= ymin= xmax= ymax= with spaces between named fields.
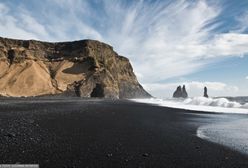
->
xmin=0 ymin=37 xmax=151 ymax=98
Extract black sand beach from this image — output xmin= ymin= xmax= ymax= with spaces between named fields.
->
xmin=0 ymin=98 xmax=248 ymax=168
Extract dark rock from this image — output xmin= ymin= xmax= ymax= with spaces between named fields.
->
xmin=204 ymin=86 xmax=208 ymax=98
xmin=142 ymin=153 xmax=149 ymax=157
xmin=90 ymin=83 xmax=104 ymax=98
xmin=173 ymin=85 xmax=188 ymax=98
xmin=5 ymin=133 xmax=16 ymax=138
xmin=182 ymin=85 xmax=188 ymax=98
xmin=173 ymin=86 xmax=182 ymax=98
xmin=195 ymin=146 xmax=200 ymax=149
xmin=106 ymin=153 xmax=113 ymax=157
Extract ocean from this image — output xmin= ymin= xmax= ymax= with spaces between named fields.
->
xmin=132 ymin=96 xmax=248 ymax=114
xmin=225 ymin=96 xmax=248 ymax=105
xmin=132 ymin=96 xmax=248 ymax=156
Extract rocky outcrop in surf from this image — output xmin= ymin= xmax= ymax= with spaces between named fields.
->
xmin=0 ymin=37 xmax=151 ymax=99
xmin=173 ymin=86 xmax=182 ymax=98
xmin=182 ymin=85 xmax=188 ymax=98
xmin=204 ymin=86 xmax=208 ymax=98
xmin=173 ymin=85 xmax=188 ymax=98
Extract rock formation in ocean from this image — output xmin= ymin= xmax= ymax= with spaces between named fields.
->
xmin=173 ymin=86 xmax=182 ymax=98
xmin=204 ymin=86 xmax=208 ymax=98
xmin=182 ymin=85 xmax=188 ymax=98
xmin=0 ymin=37 xmax=151 ymax=98
xmin=173 ymin=85 xmax=188 ymax=98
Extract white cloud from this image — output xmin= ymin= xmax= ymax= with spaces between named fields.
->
xmin=0 ymin=3 xmax=8 ymax=14
xmin=16 ymin=9 xmax=50 ymax=40
xmin=207 ymin=33 xmax=248 ymax=58
xmin=233 ymin=11 xmax=248 ymax=33
xmin=0 ymin=3 xmax=39 ymax=40
xmin=144 ymin=81 xmax=240 ymax=98
xmin=246 ymin=76 xmax=248 ymax=80
xmin=0 ymin=0 xmax=248 ymax=91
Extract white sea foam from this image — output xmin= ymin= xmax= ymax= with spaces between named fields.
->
xmin=132 ymin=97 xmax=248 ymax=114
xmin=197 ymin=119 xmax=248 ymax=155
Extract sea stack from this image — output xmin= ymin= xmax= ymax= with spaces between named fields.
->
xmin=0 ymin=37 xmax=151 ymax=99
xmin=182 ymin=85 xmax=188 ymax=98
xmin=204 ymin=86 xmax=208 ymax=98
xmin=173 ymin=86 xmax=182 ymax=98
xmin=173 ymin=85 xmax=188 ymax=98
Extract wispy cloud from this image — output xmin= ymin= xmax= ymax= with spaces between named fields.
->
xmin=0 ymin=0 xmax=248 ymax=97
xmin=0 ymin=3 xmax=39 ymax=39
xmin=233 ymin=11 xmax=248 ymax=33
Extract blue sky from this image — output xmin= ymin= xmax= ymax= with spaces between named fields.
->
xmin=0 ymin=0 xmax=248 ymax=98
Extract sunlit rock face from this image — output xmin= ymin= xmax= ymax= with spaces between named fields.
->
xmin=0 ymin=37 xmax=151 ymax=99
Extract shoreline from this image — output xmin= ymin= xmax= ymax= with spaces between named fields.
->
xmin=197 ymin=118 xmax=248 ymax=156
xmin=0 ymin=98 xmax=247 ymax=167
xmin=132 ymin=97 xmax=248 ymax=114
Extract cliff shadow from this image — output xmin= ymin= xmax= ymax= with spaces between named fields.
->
xmin=90 ymin=84 xmax=104 ymax=97
xmin=62 ymin=62 xmax=89 ymax=75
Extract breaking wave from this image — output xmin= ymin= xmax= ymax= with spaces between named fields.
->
xmin=184 ymin=97 xmax=248 ymax=108
xmin=132 ymin=97 xmax=248 ymax=113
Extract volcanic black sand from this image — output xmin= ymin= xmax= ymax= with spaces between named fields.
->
xmin=0 ymin=98 xmax=248 ymax=168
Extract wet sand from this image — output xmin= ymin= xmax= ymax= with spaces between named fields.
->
xmin=0 ymin=98 xmax=247 ymax=168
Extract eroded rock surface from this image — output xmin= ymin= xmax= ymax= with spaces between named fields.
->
xmin=0 ymin=37 xmax=151 ymax=98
